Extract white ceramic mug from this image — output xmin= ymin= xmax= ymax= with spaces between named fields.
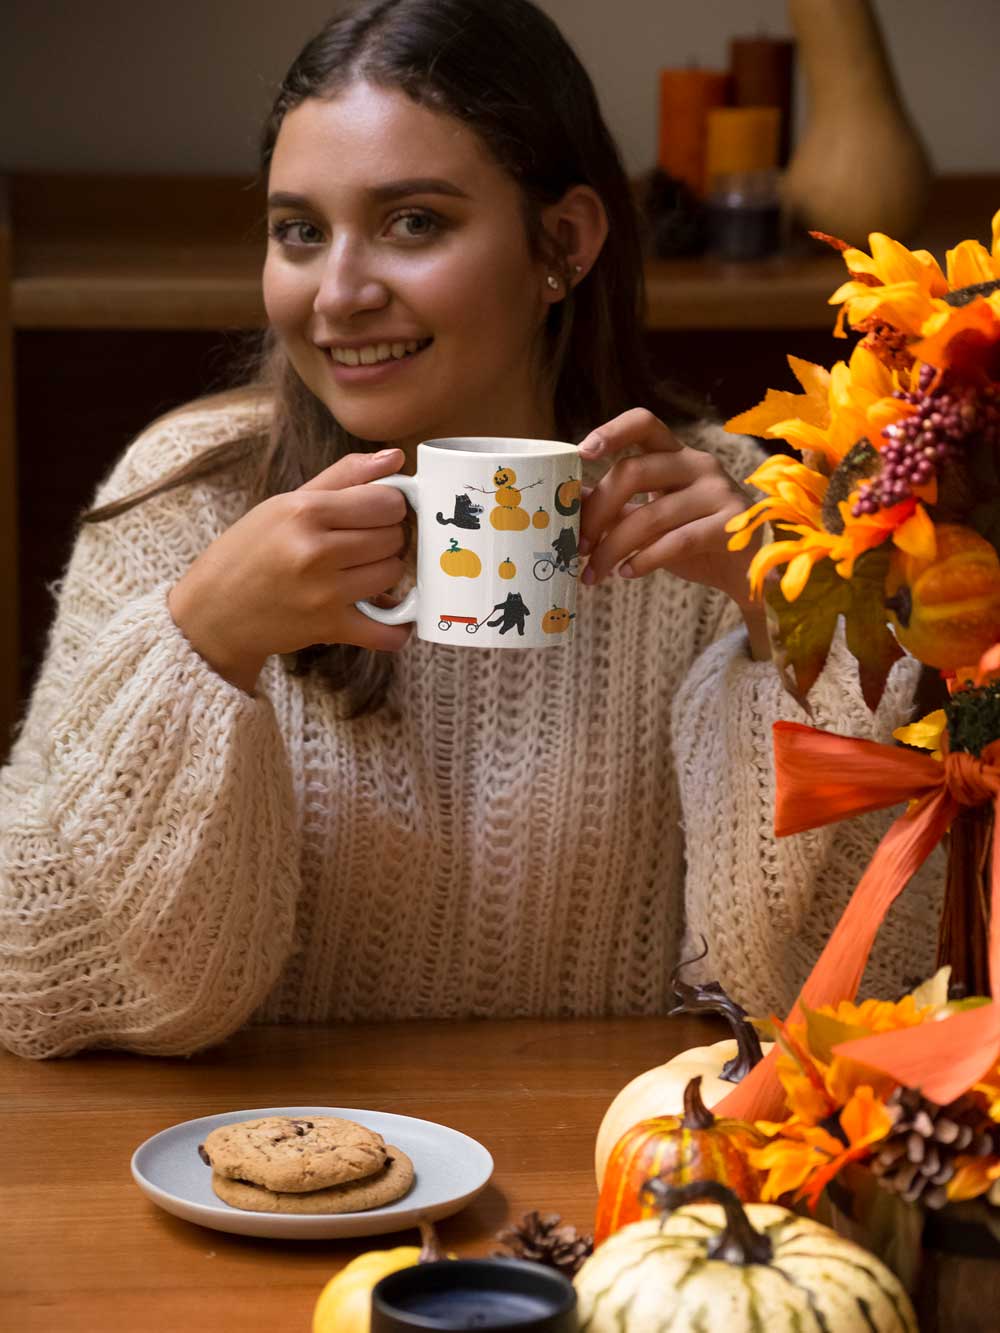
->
xmin=356 ymin=437 xmax=583 ymax=648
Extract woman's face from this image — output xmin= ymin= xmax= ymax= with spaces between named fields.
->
xmin=263 ymin=81 xmax=556 ymax=455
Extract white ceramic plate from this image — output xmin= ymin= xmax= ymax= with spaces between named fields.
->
xmin=131 ymin=1105 xmax=495 ymax=1239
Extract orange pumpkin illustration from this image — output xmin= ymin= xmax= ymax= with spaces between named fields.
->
xmin=555 ymin=477 xmax=581 ymax=516
xmin=532 ymin=507 xmax=550 ymax=529
xmin=491 ymin=506 xmax=530 ymax=532
xmin=493 ymin=467 xmax=522 ymax=507
xmin=440 ymin=538 xmax=482 ymax=579
xmin=542 ymin=606 xmax=575 ymax=634
xmin=499 ymin=558 xmax=516 ymax=580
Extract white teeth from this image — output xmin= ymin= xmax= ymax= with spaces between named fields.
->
xmin=330 ymin=339 xmax=428 ymax=366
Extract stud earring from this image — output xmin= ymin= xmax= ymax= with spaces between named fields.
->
xmin=573 ymin=264 xmax=583 ymax=274
xmin=546 ymin=274 xmax=560 ymax=290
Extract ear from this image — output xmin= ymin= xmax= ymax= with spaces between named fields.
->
xmin=539 ymin=184 xmax=609 ymax=301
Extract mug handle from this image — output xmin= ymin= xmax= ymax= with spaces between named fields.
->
xmin=354 ymin=473 xmax=421 ymax=626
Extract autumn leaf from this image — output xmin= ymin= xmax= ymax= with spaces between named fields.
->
xmin=765 ymin=543 xmax=902 ymax=711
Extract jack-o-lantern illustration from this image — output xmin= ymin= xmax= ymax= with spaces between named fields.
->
xmin=499 ymin=557 xmax=516 ymax=580
xmin=493 ymin=467 xmax=522 ymax=507
xmin=440 ymin=538 xmax=482 ymax=578
xmin=542 ymin=605 xmax=575 ymax=634
xmin=555 ymin=477 xmax=582 ymax=516
xmin=532 ymin=506 xmax=550 ymax=529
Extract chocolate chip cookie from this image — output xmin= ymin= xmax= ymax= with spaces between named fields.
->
xmin=210 ymin=1146 xmax=415 ymax=1214
xmin=199 ymin=1115 xmax=387 ymax=1193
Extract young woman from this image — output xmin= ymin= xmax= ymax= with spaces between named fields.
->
xmin=0 ymin=0 xmax=940 ymax=1058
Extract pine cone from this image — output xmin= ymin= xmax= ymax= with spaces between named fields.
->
xmin=870 ymin=1087 xmax=998 ymax=1210
xmin=493 ymin=1210 xmax=594 ymax=1277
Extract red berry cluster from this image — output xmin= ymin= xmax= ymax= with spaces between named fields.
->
xmin=851 ymin=365 xmax=1000 ymax=517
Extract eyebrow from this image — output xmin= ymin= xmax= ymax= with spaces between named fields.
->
xmin=267 ymin=178 xmax=471 ymax=210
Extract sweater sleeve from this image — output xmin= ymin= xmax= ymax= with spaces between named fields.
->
xmin=0 ymin=406 xmax=300 ymax=1058
xmin=670 ymin=424 xmax=944 ymax=1016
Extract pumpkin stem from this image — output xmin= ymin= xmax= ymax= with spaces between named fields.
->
xmin=680 ymin=1076 xmax=715 ymax=1130
xmin=417 ymin=1217 xmax=444 ymax=1263
xmin=667 ymin=937 xmax=764 ymax=1084
xmin=639 ymin=1179 xmax=773 ymax=1267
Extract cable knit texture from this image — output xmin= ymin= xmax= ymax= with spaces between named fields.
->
xmin=0 ymin=398 xmax=943 ymax=1057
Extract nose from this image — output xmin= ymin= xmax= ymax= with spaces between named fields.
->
xmin=313 ymin=235 xmax=390 ymax=324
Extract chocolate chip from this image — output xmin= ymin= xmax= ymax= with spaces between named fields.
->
xmin=197 ymin=1143 xmax=211 ymax=1166
xmin=291 ymin=1120 xmax=314 ymax=1134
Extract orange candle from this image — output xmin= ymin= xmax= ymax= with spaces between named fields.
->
xmin=704 ymin=107 xmax=780 ymax=185
xmin=657 ymin=68 xmax=730 ymax=196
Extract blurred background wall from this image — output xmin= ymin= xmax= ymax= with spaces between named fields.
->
xmin=3 ymin=0 xmax=998 ymax=177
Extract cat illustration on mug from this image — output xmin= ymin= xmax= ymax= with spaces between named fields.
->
xmin=436 ymin=494 xmax=484 ymax=529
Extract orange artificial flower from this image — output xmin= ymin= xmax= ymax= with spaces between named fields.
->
xmin=913 ymin=290 xmax=1000 ymax=384
xmin=725 ymin=452 xmax=934 ymax=602
xmin=726 ymin=345 xmax=912 ymax=468
xmin=829 ymin=211 xmax=1000 ymax=342
xmin=892 ymin=709 xmax=947 ymax=760
xmin=751 ymin=1086 xmax=894 ymax=1209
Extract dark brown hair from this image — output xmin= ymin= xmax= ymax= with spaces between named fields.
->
xmin=86 ymin=0 xmax=682 ymax=715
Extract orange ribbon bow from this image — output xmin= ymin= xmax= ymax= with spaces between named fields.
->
xmin=717 ymin=720 xmax=1000 ymax=1124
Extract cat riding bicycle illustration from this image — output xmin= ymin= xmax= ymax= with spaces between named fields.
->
xmin=533 ymin=526 xmax=580 ymax=581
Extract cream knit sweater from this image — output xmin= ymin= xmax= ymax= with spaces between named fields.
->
xmin=0 ymin=398 xmax=943 ymax=1058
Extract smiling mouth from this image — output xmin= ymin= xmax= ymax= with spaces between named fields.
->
xmin=328 ymin=338 xmax=432 ymax=367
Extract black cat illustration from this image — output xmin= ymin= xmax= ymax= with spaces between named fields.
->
xmin=552 ymin=526 xmax=578 ymax=570
xmin=436 ymin=494 xmax=484 ymax=529
xmin=486 ymin=592 xmax=530 ymax=637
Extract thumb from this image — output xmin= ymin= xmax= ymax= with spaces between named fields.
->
xmin=300 ymin=447 xmax=404 ymax=492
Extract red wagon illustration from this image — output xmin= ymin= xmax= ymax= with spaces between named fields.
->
xmin=437 ymin=613 xmax=489 ymax=634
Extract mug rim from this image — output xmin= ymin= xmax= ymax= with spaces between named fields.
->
xmin=420 ymin=436 xmax=578 ymax=458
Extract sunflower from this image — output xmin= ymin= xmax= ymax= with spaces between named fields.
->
xmin=727 ymin=344 xmax=912 ymax=469
xmin=829 ymin=210 xmax=1000 ymax=382
xmin=723 ymin=455 xmax=887 ymax=601
xmin=829 ymin=233 xmax=949 ymax=339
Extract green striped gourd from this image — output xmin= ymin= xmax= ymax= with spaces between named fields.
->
xmin=594 ymin=1077 xmax=763 ymax=1245
xmin=576 ymin=1181 xmax=918 ymax=1332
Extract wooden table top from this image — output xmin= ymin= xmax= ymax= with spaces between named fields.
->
xmin=3 ymin=1013 xmax=722 ymax=1332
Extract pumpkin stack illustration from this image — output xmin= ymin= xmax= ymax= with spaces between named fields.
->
xmin=489 ymin=466 xmax=534 ymax=531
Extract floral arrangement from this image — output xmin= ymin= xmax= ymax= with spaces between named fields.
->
xmin=704 ymin=212 xmax=1000 ymax=1246
xmin=749 ymin=970 xmax=1000 ymax=1214
xmin=724 ymin=211 xmax=1000 ymax=710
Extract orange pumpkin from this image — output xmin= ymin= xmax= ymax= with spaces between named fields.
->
xmin=532 ymin=507 xmax=550 ymax=530
xmin=885 ymin=523 xmax=1000 ymax=669
xmin=542 ymin=606 xmax=575 ymax=634
xmin=555 ymin=477 xmax=582 ymax=516
xmin=594 ymin=1076 xmax=763 ymax=1245
xmin=499 ymin=558 xmax=516 ymax=580
xmin=440 ymin=538 xmax=482 ymax=579
xmin=491 ymin=506 xmax=530 ymax=532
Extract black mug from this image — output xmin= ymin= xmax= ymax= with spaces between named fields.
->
xmin=370 ymin=1258 xmax=578 ymax=1331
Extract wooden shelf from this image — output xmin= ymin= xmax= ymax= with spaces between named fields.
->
xmin=9 ymin=172 xmax=998 ymax=334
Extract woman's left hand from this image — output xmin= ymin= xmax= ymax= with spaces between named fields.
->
xmin=577 ymin=408 xmax=756 ymax=606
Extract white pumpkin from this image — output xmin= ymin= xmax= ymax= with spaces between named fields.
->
xmin=575 ymin=1181 xmax=917 ymax=1333
xmin=594 ymin=1037 xmax=773 ymax=1186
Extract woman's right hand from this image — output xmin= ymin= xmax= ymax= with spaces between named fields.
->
xmin=167 ymin=448 xmax=412 ymax=694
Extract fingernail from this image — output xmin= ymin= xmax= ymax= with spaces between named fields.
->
xmin=373 ymin=448 xmax=400 ymax=462
xmin=579 ymin=435 xmax=603 ymax=457
xmin=582 ymin=566 xmax=597 ymax=586
xmin=618 ymin=562 xmax=636 ymax=579
xmin=578 ymin=536 xmax=592 ymax=555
